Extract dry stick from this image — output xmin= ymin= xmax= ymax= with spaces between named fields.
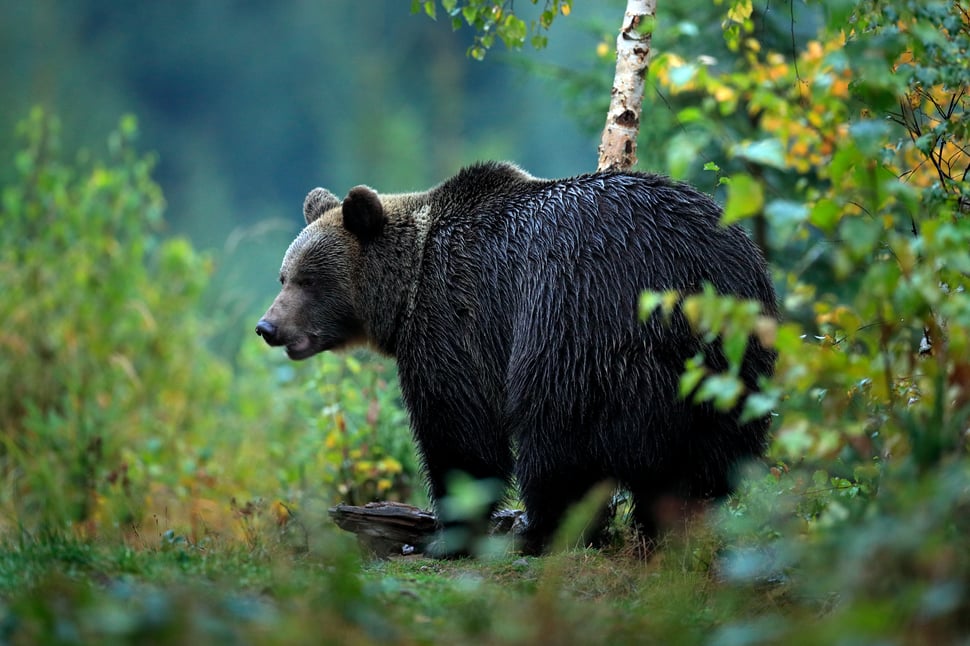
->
xmin=597 ymin=0 xmax=656 ymax=172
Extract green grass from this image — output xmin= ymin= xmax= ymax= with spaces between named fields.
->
xmin=0 ymin=501 xmax=815 ymax=646
xmin=2 ymin=460 xmax=970 ymax=646
xmin=0 ymin=528 xmax=742 ymax=645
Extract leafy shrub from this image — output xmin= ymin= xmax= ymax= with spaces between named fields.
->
xmin=292 ymin=353 xmax=419 ymax=507
xmin=641 ymin=1 xmax=970 ymax=639
xmin=0 ymin=109 xmax=421 ymax=547
xmin=0 ymin=109 xmax=239 ymax=535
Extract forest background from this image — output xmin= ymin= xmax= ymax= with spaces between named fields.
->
xmin=1 ymin=0 xmax=969 ymax=643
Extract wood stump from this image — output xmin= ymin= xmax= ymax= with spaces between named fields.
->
xmin=329 ymin=502 xmax=526 ymax=557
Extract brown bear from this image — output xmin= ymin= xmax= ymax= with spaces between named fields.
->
xmin=256 ymin=162 xmax=777 ymax=555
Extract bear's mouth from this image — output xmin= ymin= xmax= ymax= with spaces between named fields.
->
xmin=285 ymin=335 xmax=316 ymax=360
xmin=284 ymin=334 xmax=341 ymax=360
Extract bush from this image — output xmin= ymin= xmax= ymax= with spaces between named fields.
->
xmin=642 ymin=1 xmax=970 ymax=639
xmin=0 ymin=109 xmax=236 ymax=535
xmin=0 ymin=110 xmax=421 ymax=544
xmin=274 ymin=351 xmax=419 ymax=508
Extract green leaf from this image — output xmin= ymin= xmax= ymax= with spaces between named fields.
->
xmin=697 ymin=374 xmax=743 ymax=409
xmin=500 ymin=15 xmax=528 ymax=48
xmin=669 ymin=63 xmax=698 ymax=88
xmin=741 ymin=392 xmax=777 ymax=423
xmin=849 ymin=119 xmax=892 ymax=156
xmin=723 ymin=331 xmax=749 ymax=372
xmin=636 ymin=14 xmax=656 ymax=37
xmin=824 ymin=0 xmax=857 ymax=26
xmin=732 ymin=139 xmax=787 ymax=170
xmin=639 ymin=291 xmax=663 ymax=321
xmin=915 ymin=132 xmax=936 ymax=155
xmin=679 ymin=360 xmax=707 ymax=400
xmin=809 ymin=199 xmax=841 ymax=233
xmin=723 ymin=173 xmax=764 ymax=224
xmin=667 ymin=131 xmax=709 ymax=180
xmin=677 ymin=107 xmax=704 ymax=124
xmin=829 ymin=143 xmax=863 ymax=182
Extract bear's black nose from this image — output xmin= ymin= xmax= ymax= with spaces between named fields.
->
xmin=255 ymin=319 xmax=278 ymax=344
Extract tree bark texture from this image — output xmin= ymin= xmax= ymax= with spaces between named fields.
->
xmin=597 ymin=0 xmax=656 ymax=172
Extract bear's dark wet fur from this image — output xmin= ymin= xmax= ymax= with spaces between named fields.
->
xmin=257 ymin=162 xmax=777 ymax=556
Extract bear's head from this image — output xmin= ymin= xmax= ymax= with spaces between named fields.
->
xmin=255 ymin=185 xmax=388 ymax=360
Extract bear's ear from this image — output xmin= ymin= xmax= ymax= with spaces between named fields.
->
xmin=304 ymin=188 xmax=341 ymax=225
xmin=342 ymin=186 xmax=386 ymax=242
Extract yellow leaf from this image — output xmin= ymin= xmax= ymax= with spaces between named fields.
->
xmin=755 ymin=316 xmax=778 ymax=348
xmin=714 ymin=85 xmax=736 ymax=103
xmin=805 ymin=40 xmax=824 ymax=62
xmin=272 ymin=500 xmax=291 ymax=526
xmin=727 ymin=0 xmax=753 ymax=23
xmin=379 ymin=457 xmax=403 ymax=474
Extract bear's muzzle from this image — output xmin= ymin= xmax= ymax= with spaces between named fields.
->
xmin=254 ymin=319 xmax=279 ymax=345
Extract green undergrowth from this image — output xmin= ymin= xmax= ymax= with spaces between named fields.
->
xmin=0 ymin=525 xmax=780 ymax=645
xmin=2 ymin=452 xmax=968 ymax=645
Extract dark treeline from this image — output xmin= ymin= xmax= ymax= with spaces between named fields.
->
xmin=0 ymin=0 xmax=818 ymax=357
xmin=0 ymin=2 xmax=606 ymax=328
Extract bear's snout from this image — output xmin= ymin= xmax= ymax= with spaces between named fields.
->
xmin=254 ymin=319 xmax=279 ymax=345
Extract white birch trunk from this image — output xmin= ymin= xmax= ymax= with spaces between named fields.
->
xmin=597 ymin=0 xmax=656 ymax=172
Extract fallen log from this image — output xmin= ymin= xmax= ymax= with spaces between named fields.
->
xmin=328 ymin=502 xmax=527 ymax=557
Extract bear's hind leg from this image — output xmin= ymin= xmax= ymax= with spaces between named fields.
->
xmin=629 ymin=483 xmax=720 ymax=558
xmin=516 ymin=463 xmax=608 ymax=556
xmin=420 ymin=440 xmax=513 ymax=558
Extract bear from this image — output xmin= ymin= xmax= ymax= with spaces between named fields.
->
xmin=255 ymin=161 xmax=777 ymax=556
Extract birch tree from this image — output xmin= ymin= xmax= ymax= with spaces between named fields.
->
xmin=596 ymin=1 xmax=655 ymax=171
xmin=414 ymin=0 xmax=656 ymax=172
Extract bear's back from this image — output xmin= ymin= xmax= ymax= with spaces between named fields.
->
xmin=422 ymin=164 xmax=774 ymax=318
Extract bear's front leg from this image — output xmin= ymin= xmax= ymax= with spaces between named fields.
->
xmin=407 ymin=414 xmax=513 ymax=558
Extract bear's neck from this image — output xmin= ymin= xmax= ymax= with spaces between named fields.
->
xmin=404 ymin=204 xmax=433 ymax=319
xmin=358 ymin=201 xmax=433 ymax=355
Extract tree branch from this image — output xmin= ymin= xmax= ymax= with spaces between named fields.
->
xmin=597 ymin=0 xmax=656 ymax=172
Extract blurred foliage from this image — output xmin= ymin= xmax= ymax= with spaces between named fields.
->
xmin=653 ymin=0 xmax=970 ymax=465
xmin=0 ymin=1 xmax=613 ymax=367
xmin=0 ymin=108 xmax=229 ymax=536
xmin=413 ymin=0 xmax=574 ymax=59
xmin=0 ymin=111 xmax=418 ymax=548
xmin=288 ymin=353 xmax=417 ymax=508
xmin=637 ymin=0 xmax=970 ymax=640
